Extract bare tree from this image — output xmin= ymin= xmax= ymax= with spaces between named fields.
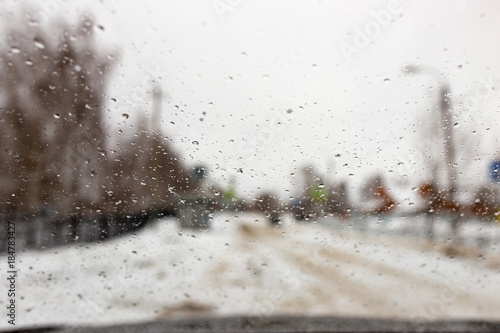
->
xmin=0 ymin=8 xmax=199 ymax=247
xmin=0 ymin=11 xmax=115 ymax=229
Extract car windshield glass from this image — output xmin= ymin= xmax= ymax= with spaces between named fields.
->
xmin=1 ymin=0 xmax=500 ymax=331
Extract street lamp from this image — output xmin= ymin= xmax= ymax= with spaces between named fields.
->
xmin=402 ymin=64 xmax=459 ymax=235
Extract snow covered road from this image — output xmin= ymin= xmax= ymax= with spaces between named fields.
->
xmin=2 ymin=213 xmax=500 ymax=329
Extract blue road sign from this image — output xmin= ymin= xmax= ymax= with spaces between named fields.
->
xmin=490 ymin=160 xmax=500 ymax=183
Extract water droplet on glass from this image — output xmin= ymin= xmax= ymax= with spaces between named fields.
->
xmin=34 ymin=39 xmax=45 ymax=49
xmin=192 ymin=141 xmax=199 ymax=145
xmin=28 ymin=19 xmax=39 ymax=27
xmin=122 ymin=113 xmax=129 ymax=119
xmin=383 ymin=78 xmax=391 ymax=82
xmin=25 ymin=60 xmax=33 ymax=66
xmin=74 ymin=65 xmax=82 ymax=72
xmin=10 ymin=47 xmax=20 ymax=54
xmin=54 ymin=114 xmax=60 ymax=119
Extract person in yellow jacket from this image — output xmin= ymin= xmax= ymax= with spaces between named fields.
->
xmin=306 ymin=182 xmax=328 ymax=220
xmin=310 ymin=182 xmax=329 ymax=204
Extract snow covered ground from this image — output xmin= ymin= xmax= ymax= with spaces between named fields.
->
xmin=2 ymin=212 xmax=500 ymax=329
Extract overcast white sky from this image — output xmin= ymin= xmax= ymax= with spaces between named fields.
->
xmin=6 ymin=0 xmax=500 ymax=199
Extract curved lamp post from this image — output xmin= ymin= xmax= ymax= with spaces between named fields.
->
xmin=402 ymin=64 xmax=459 ymax=235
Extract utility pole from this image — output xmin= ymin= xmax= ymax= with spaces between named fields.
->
xmin=403 ymin=65 xmax=460 ymax=237
xmin=151 ymin=82 xmax=163 ymax=134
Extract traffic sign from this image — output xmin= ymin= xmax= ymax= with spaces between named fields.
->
xmin=489 ymin=160 xmax=500 ymax=183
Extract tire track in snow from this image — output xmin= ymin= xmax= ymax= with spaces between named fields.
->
xmin=234 ymin=221 xmax=499 ymax=319
xmin=233 ymin=223 xmax=399 ymax=317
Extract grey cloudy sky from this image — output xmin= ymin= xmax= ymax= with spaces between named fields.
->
xmin=8 ymin=0 xmax=500 ymax=199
